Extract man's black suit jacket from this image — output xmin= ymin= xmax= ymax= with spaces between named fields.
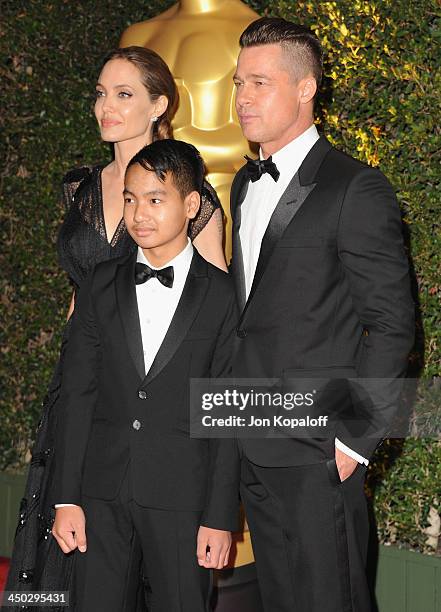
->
xmin=230 ymin=136 xmax=414 ymax=466
xmin=53 ymin=250 xmax=239 ymax=532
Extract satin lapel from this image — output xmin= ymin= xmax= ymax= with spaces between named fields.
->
xmin=141 ymin=252 xmax=209 ymax=387
xmin=115 ymin=253 xmax=145 ymax=380
xmin=230 ymin=168 xmax=249 ymax=312
xmin=239 ymin=172 xmax=316 ymax=323
xmin=238 ymin=136 xmax=333 ymax=324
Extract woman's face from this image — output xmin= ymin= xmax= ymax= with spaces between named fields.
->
xmin=95 ymin=58 xmax=163 ymax=144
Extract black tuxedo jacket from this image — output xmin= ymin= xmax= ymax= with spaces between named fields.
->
xmin=230 ymin=136 xmax=414 ymax=466
xmin=53 ymin=250 xmax=239 ymax=532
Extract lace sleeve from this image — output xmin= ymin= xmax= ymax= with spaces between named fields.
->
xmin=57 ymin=166 xmax=94 ymax=288
xmin=61 ymin=167 xmax=93 ymax=212
xmin=189 ymin=179 xmax=223 ymax=241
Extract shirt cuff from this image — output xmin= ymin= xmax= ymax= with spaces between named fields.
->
xmin=335 ymin=438 xmax=369 ymax=466
xmin=54 ymin=504 xmax=78 ymax=508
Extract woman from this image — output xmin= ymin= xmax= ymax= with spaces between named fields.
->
xmin=5 ymin=46 xmax=226 ymax=610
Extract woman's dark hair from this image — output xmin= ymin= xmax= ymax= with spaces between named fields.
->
xmin=101 ymin=46 xmax=179 ymax=141
xmin=240 ymin=17 xmax=323 ymax=88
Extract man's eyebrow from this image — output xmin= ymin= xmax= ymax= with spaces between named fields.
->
xmin=233 ymin=73 xmax=272 ymax=80
xmin=250 ymin=73 xmax=272 ymax=79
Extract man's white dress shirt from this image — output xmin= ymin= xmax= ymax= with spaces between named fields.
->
xmin=239 ymin=124 xmax=368 ymax=467
xmin=56 ymin=241 xmax=194 ymax=507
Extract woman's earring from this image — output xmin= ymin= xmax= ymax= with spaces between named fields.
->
xmin=151 ymin=116 xmax=158 ymax=122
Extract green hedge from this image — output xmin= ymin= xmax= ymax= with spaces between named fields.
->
xmin=1 ymin=0 xmax=439 ymax=554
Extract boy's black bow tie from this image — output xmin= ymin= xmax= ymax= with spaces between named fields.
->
xmin=244 ymin=155 xmax=280 ymax=183
xmin=135 ymin=262 xmax=174 ymax=288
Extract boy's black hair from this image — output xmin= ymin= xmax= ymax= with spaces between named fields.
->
xmin=126 ymin=139 xmax=205 ymax=198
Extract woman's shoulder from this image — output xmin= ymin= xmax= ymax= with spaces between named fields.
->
xmin=189 ymin=177 xmax=223 ymax=241
xmin=201 ymin=178 xmax=221 ymax=209
xmin=61 ymin=163 xmax=104 ymax=210
xmin=62 ymin=163 xmax=103 ymax=187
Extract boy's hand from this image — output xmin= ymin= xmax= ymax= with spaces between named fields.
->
xmin=197 ymin=526 xmax=232 ymax=569
xmin=52 ymin=505 xmax=87 ymax=554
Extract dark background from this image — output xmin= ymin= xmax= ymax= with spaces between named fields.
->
xmin=0 ymin=0 xmax=440 ymax=554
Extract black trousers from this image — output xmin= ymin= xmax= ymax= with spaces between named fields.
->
xmin=71 ymin=468 xmax=211 ymax=612
xmin=240 ymin=457 xmax=371 ymax=612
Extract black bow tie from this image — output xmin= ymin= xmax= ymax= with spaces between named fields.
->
xmin=244 ymin=155 xmax=280 ymax=183
xmin=135 ymin=262 xmax=174 ymax=288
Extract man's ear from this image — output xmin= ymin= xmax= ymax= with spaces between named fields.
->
xmin=299 ymin=77 xmax=317 ymax=104
xmin=185 ymin=191 xmax=201 ymax=220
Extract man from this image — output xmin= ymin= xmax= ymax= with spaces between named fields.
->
xmin=230 ymin=17 xmax=414 ymax=612
xmin=52 ymin=139 xmax=239 ymax=611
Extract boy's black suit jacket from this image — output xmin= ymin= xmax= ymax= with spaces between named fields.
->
xmin=53 ymin=250 xmax=239 ymax=532
xmin=230 ymin=136 xmax=415 ymax=466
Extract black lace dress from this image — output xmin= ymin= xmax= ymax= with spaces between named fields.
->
xmin=4 ymin=164 xmax=222 ymax=611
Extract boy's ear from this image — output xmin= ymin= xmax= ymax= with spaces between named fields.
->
xmin=185 ymin=191 xmax=201 ymax=220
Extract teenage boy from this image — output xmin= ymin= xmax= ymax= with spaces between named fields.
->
xmin=52 ymin=139 xmax=239 ymax=612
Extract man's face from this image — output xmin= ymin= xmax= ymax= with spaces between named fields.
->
xmin=124 ymin=163 xmax=199 ymax=256
xmin=234 ymin=44 xmax=306 ymax=155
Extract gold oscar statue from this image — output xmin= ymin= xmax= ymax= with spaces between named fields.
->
xmin=120 ymin=0 xmax=258 ymax=261
xmin=120 ymin=0 xmax=259 ymax=569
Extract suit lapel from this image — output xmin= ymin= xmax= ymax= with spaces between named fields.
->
xmin=141 ymin=251 xmax=209 ymax=388
xmin=230 ymin=168 xmax=249 ymax=312
xmin=115 ymin=253 xmax=145 ymax=380
xmin=239 ymin=136 xmax=332 ymax=324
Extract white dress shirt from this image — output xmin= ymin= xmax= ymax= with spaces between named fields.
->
xmin=136 ymin=240 xmax=193 ymax=374
xmin=240 ymin=124 xmax=320 ymax=300
xmin=56 ymin=241 xmax=194 ymax=507
xmin=239 ymin=124 xmax=368 ymax=467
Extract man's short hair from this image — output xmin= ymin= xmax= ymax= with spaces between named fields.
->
xmin=239 ymin=17 xmax=323 ymax=87
xmin=126 ymin=139 xmax=205 ymax=199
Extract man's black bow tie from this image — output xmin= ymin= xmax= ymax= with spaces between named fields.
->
xmin=244 ymin=155 xmax=280 ymax=183
xmin=135 ymin=262 xmax=174 ymax=288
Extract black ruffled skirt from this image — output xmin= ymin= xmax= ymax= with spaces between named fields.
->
xmin=3 ymin=321 xmax=147 ymax=611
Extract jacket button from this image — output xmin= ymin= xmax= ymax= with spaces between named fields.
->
xmin=363 ymin=329 xmax=369 ymax=337
xmin=236 ymin=328 xmax=247 ymax=338
xmin=138 ymin=390 xmax=147 ymax=400
xmin=133 ymin=420 xmax=141 ymax=430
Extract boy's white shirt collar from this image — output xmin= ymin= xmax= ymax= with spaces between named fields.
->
xmin=136 ymin=238 xmax=193 ymax=272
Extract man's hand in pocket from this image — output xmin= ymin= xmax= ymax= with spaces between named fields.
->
xmin=335 ymin=447 xmax=358 ymax=482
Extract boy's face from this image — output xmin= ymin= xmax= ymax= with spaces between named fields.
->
xmin=124 ymin=163 xmax=199 ymax=257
